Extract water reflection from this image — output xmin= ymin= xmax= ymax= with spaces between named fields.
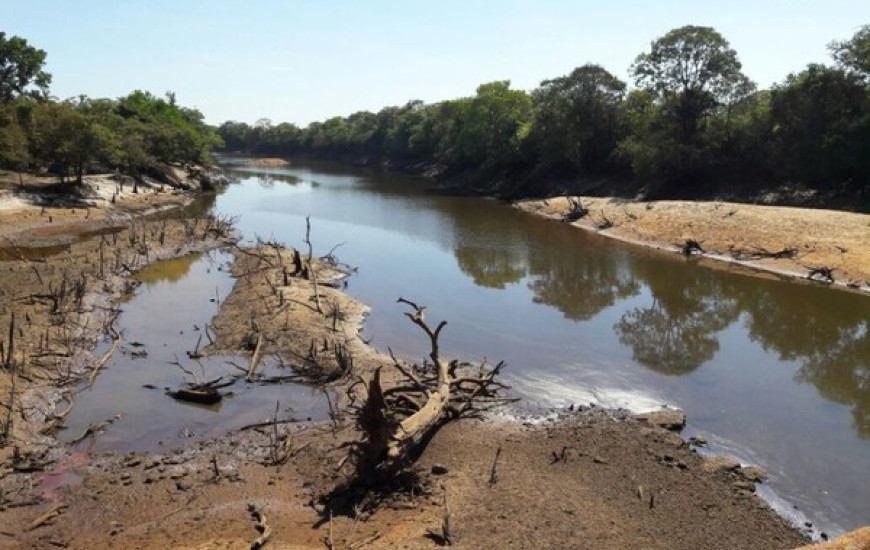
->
xmin=135 ymin=252 xmax=202 ymax=285
xmin=451 ymin=204 xmax=529 ymax=289
xmin=614 ymin=260 xmax=741 ymax=375
xmin=526 ymin=228 xmax=639 ymax=321
xmin=455 ymin=246 xmax=525 ymax=289
xmin=742 ymin=284 xmax=870 ymax=437
xmin=225 ymin=167 xmax=303 ymax=188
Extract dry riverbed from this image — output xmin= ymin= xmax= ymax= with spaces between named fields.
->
xmin=516 ymin=196 xmax=870 ymax=293
xmin=2 ymin=180 xmax=858 ymax=549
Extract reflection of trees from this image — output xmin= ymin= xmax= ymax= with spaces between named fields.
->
xmin=135 ymin=253 xmax=202 ymax=286
xmin=449 ymin=200 xmax=530 ymax=289
xmin=520 ymin=221 xmax=640 ymax=321
xmin=796 ymin=326 xmax=870 ymax=437
xmin=743 ymin=285 xmax=870 ymax=437
xmin=225 ymin=168 xmax=302 ymax=188
xmin=615 ymin=263 xmax=740 ymax=375
xmin=528 ymin=250 xmax=639 ymax=320
xmin=455 ymin=246 xmax=525 ymax=289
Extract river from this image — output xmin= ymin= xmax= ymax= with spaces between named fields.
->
xmin=67 ymin=158 xmax=870 ymax=537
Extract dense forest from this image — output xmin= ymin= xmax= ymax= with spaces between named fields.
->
xmin=0 ymin=31 xmax=221 ymax=185
xmin=217 ymin=25 xmax=870 ymax=205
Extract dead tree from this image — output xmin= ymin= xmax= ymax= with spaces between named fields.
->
xmin=562 ymin=198 xmax=588 ymax=222
xmin=808 ymin=266 xmax=835 ymax=284
xmin=681 ymin=239 xmax=705 ymax=256
xmin=352 ymin=298 xmax=514 ymax=481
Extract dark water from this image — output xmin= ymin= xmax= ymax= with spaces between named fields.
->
xmin=208 ymin=158 xmax=869 ymax=536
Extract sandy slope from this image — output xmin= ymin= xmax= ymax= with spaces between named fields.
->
xmin=516 ymin=196 xmax=870 ymax=293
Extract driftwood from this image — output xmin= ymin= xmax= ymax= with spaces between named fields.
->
xmin=25 ymin=503 xmax=67 ymax=532
xmin=562 ymin=198 xmax=588 ymax=222
xmin=353 ymin=298 xmax=514 ymax=480
xmin=247 ymin=503 xmax=273 ymax=550
xmin=595 ymin=210 xmax=614 ymax=230
xmin=69 ymin=413 xmax=122 ymax=444
xmin=808 ymin=266 xmax=836 ymax=284
xmin=681 ymin=239 xmax=705 ymax=256
xmin=730 ymin=246 xmax=797 ymax=261
xmin=246 ymin=334 xmax=266 ymax=381
xmin=166 ymin=376 xmax=232 ymax=405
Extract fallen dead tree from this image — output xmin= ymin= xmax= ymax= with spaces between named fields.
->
xmin=729 ymin=246 xmax=797 ymax=261
xmin=347 ymin=298 xmax=515 ymax=485
xmin=562 ymin=198 xmax=589 ymax=222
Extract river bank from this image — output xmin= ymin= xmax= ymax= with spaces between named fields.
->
xmin=0 ymin=175 xmax=833 ymax=548
xmin=515 ymin=196 xmax=870 ymax=294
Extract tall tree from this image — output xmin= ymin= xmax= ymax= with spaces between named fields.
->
xmin=830 ymin=25 xmax=870 ymax=81
xmin=452 ymin=81 xmax=532 ymax=173
xmin=528 ymin=64 xmax=626 ymax=174
xmin=769 ymin=64 xmax=870 ymax=191
xmin=624 ymin=25 xmax=755 ymax=188
xmin=0 ymin=105 xmax=30 ymax=184
xmin=0 ymin=32 xmax=51 ymax=102
xmin=631 ymin=25 xmax=753 ymax=143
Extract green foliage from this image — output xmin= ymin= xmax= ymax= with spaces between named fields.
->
xmin=115 ymin=90 xmax=222 ymax=170
xmin=527 ymin=64 xmax=627 ymax=174
xmin=0 ymin=88 xmax=221 ymax=184
xmin=27 ymin=100 xmax=116 ymax=184
xmin=623 ymin=25 xmax=756 ymax=189
xmin=451 ymin=81 xmax=532 ymax=172
xmin=830 ymin=25 xmax=870 ymax=81
xmin=213 ymin=24 xmax=870 ymax=202
xmin=0 ymin=104 xmax=30 ymax=176
xmin=769 ymin=65 xmax=870 ymax=189
xmin=0 ymin=32 xmax=51 ymax=102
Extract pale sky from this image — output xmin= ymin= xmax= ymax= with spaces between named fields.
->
xmin=2 ymin=1 xmax=868 ymax=126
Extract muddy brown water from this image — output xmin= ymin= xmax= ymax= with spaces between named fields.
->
xmin=62 ymin=158 xmax=868 ymax=537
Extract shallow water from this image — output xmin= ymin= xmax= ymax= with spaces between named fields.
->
xmin=207 ymin=158 xmax=869 ymax=536
xmin=63 ymin=249 xmax=328 ymax=453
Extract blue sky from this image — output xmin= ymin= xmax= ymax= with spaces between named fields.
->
xmin=2 ymin=1 xmax=868 ymax=125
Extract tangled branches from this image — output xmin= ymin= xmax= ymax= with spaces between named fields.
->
xmin=350 ymin=298 xmax=515 ymax=483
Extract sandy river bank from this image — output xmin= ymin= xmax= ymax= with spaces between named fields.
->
xmin=516 ymin=196 xmax=870 ymax=294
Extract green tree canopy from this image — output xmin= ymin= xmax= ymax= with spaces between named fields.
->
xmin=528 ymin=64 xmax=626 ymax=174
xmin=452 ymin=81 xmax=532 ymax=172
xmin=830 ymin=25 xmax=870 ymax=81
xmin=631 ymin=25 xmax=754 ymax=142
xmin=0 ymin=32 xmax=51 ymax=102
xmin=769 ymin=64 xmax=870 ymax=189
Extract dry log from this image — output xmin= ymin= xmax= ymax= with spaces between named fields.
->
xmin=247 ymin=503 xmax=272 ymax=550
xmin=808 ymin=266 xmax=835 ymax=283
xmin=353 ymin=299 xmax=514 ymax=479
xmin=25 ymin=503 xmax=67 ymax=532
xmin=681 ymin=239 xmax=704 ymax=256
xmin=562 ymin=198 xmax=588 ymax=222
xmin=167 ymin=387 xmax=222 ymax=405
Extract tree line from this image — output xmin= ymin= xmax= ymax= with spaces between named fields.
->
xmin=217 ymin=25 xmax=870 ymax=203
xmin=0 ymin=31 xmax=222 ymax=185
